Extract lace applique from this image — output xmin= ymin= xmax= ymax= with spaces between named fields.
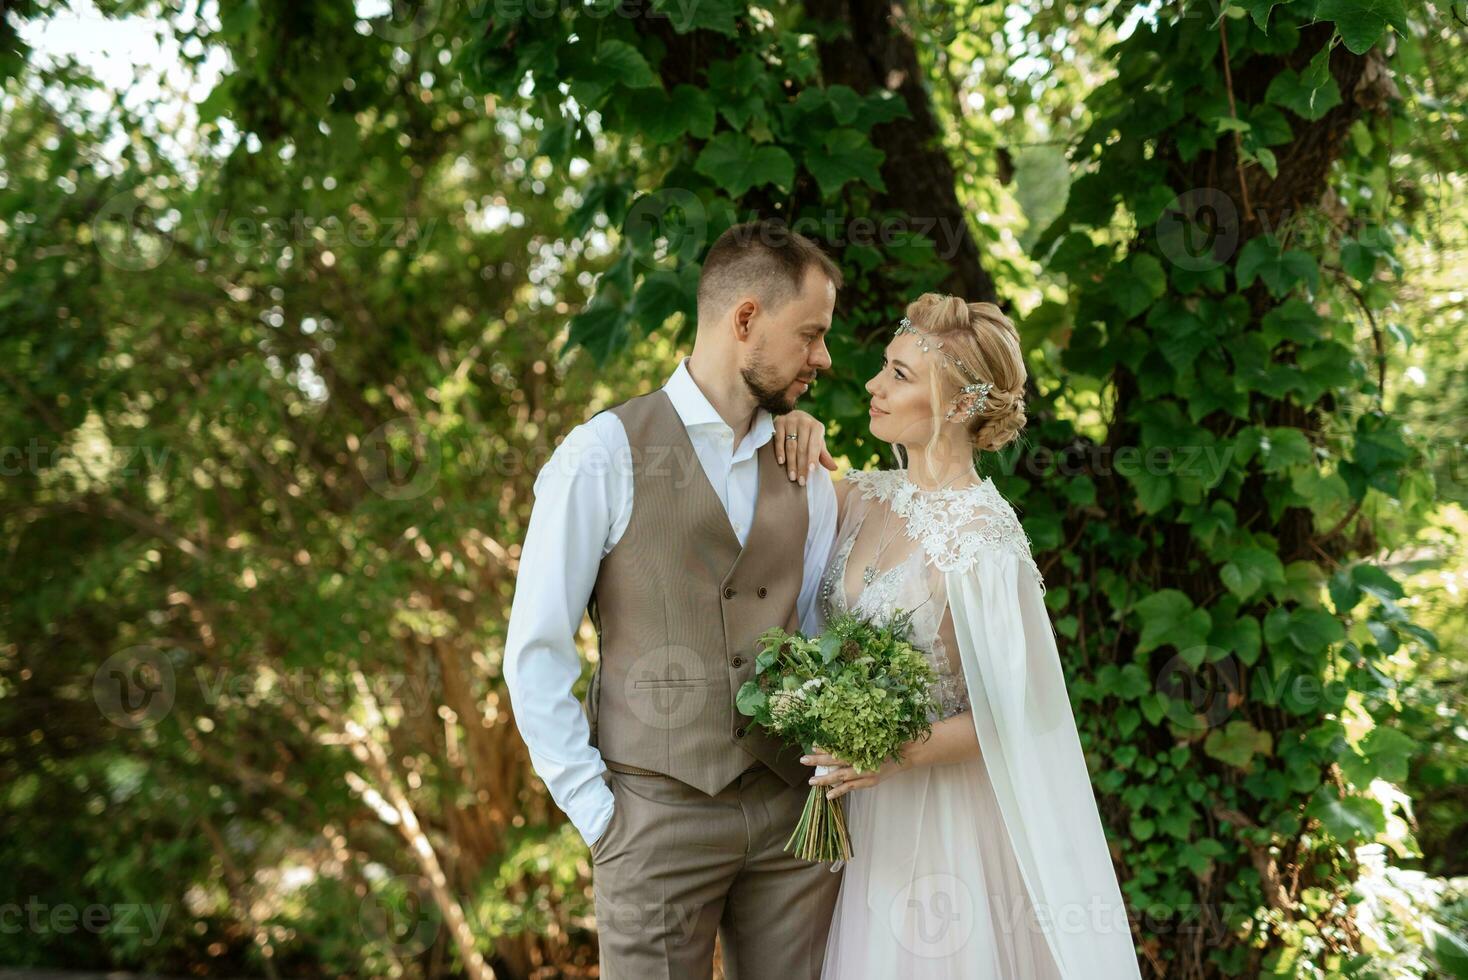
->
xmin=845 ymin=469 xmax=1046 ymax=595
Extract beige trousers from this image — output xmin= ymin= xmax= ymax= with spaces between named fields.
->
xmin=590 ymin=761 xmax=843 ymax=980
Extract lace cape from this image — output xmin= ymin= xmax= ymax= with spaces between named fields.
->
xmin=845 ymin=469 xmax=1046 ymax=595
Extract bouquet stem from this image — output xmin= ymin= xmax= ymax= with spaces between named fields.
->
xmin=785 ymin=783 xmax=852 ymax=863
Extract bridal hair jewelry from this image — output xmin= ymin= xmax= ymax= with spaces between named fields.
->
xmin=895 ymin=316 xmax=996 ymax=423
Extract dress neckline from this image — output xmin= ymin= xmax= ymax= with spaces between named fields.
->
xmin=896 ymin=470 xmax=990 ymax=496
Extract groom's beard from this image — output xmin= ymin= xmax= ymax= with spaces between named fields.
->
xmin=741 ymin=346 xmax=811 ymax=416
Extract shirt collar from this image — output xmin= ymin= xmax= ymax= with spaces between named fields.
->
xmin=663 ymin=358 xmax=775 ymax=458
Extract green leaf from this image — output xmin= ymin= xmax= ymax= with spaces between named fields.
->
xmin=1204 ymin=720 xmax=1273 ymax=770
xmin=1115 ymin=253 xmax=1169 ymax=318
xmin=563 ymin=301 xmax=630 ymax=364
xmin=537 ymin=120 xmax=573 ymax=164
xmin=694 ymin=133 xmax=795 ymax=197
xmin=625 ymin=85 xmax=716 ymax=144
xmin=803 ymin=128 xmax=886 ymax=198
xmin=1246 ymin=105 xmax=1295 ymax=146
xmin=1317 ymin=0 xmax=1408 ymax=54
xmin=1236 ymin=236 xmax=1321 ymax=297
xmin=1135 ymin=590 xmax=1212 ymax=654
xmin=1210 ymin=612 xmax=1263 ymax=666
xmin=1260 ymin=298 xmax=1323 ymax=347
xmin=1352 ymin=563 xmax=1404 ymax=602
xmin=631 ymin=267 xmax=697 ymax=334
xmin=594 ymin=40 xmax=657 ymax=89
xmin=1307 ymin=787 xmax=1385 ymax=840
xmin=1340 ymin=237 xmax=1378 ymax=282
xmin=1259 ymin=426 xmax=1315 ymax=473
xmin=820 ymin=631 xmax=843 ymax=664
xmin=1146 ymin=300 xmax=1210 ymax=370
xmin=1237 ymin=0 xmax=1287 ymax=30
xmin=1266 ymin=55 xmax=1343 ymax=121
xmin=736 ymin=681 xmax=767 ymax=716
xmin=1361 ymin=726 xmax=1417 ymax=781
xmin=1249 ymin=146 xmax=1279 ymax=179
xmin=1220 ymin=546 xmax=1287 ymax=601
xmin=651 ymin=0 xmax=741 ymax=35
xmin=1287 ymin=607 xmax=1347 ymax=655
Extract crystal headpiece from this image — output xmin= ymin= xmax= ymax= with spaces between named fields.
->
xmin=894 ymin=316 xmax=995 ymax=423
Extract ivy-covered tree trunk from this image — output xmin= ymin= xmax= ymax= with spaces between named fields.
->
xmin=1035 ymin=4 xmax=1420 ymax=977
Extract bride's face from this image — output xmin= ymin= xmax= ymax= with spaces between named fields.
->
xmin=864 ymin=333 xmax=943 ymax=446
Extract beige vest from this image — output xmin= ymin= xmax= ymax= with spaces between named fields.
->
xmin=584 ymin=389 xmax=811 ymax=795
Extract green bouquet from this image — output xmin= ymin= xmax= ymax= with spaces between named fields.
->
xmin=735 ymin=610 xmax=939 ymax=863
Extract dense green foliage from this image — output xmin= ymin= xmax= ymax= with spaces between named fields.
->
xmin=2 ymin=0 xmax=1464 ymax=978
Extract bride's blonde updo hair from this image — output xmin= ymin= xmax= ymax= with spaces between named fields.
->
xmin=903 ymin=293 xmax=1027 ymax=455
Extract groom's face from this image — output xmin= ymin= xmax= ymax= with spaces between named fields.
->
xmin=738 ymin=266 xmax=835 ymax=415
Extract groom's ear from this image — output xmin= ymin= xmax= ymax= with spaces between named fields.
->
xmin=731 ymin=298 xmax=759 ymax=342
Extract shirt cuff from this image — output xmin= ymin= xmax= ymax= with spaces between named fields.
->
xmin=573 ymin=779 xmax=617 ymax=847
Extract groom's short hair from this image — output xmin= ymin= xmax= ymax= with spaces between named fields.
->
xmin=696 ymin=221 xmax=842 ymax=327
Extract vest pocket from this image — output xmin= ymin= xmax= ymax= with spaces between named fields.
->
xmin=632 ymin=677 xmax=716 ymax=688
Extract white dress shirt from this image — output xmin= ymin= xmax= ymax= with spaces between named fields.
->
xmin=504 ymin=358 xmax=838 ymax=846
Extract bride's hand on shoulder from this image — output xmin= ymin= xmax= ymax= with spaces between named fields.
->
xmin=773 ymin=410 xmax=837 ymax=485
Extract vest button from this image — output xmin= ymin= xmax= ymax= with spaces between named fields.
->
xmin=724 ymin=587 xmax=736 ymax=599
xmin=757 ymin=586 xmax=768 ymax=598
xmin=735 ymin=727 xmax=747 ymax=739
xmin=732 ymin=656 xmax=744 ymax=668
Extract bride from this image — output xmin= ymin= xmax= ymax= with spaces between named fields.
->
xmin=774 ymin=293 xmax=1142 ymax=979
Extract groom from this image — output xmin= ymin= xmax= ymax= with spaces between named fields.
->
xmin=504 ymin=220 xmax=844 ymax=978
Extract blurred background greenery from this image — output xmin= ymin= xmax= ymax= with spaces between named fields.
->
xmin=1 ymin=1 xmax=1465 ymax=978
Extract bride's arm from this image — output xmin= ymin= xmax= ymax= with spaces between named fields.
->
xmin=801 ymin=715 xmax=979 ymax=800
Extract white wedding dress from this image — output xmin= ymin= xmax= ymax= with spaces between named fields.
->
xmin=815 ymin=469 xmax=1141 ymax=980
